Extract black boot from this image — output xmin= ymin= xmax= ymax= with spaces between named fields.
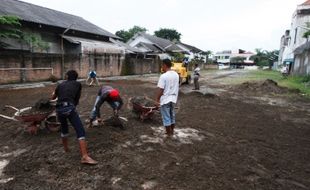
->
xmin=165 ymin=126 xmax=172 ymax=137
xmin=171 ymin=124 xmax=175 ymax=135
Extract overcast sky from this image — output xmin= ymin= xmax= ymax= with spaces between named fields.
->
xmin=21 ymin=0 xmax=305 ymax=52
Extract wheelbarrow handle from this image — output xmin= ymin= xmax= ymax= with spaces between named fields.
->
xmin=4 ymin=105 xmax=19 ymax=112
xmin=0 ymin=114 xmax=18 ymax=121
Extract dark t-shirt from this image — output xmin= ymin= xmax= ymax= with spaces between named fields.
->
xmin=55 ymin=80 xmax=82 ymax=106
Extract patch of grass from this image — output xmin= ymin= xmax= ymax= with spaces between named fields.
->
xmin=245 ymin=70 xmax=310 ymax=96
xmin=214 ymin=70 xmax=310 ymax=96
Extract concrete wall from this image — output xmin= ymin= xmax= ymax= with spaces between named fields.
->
xmin=293 ymin=51 xmax=310 ymax=75
xmin=0 ymin=51 xmax=160 ymax=84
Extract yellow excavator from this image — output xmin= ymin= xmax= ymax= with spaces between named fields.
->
xmin=171 ymin=62 xmax=191 ymax=84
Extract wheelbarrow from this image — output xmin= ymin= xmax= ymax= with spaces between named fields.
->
xmin=0 ymin=105 xmax=60 ymax=134
xmin=131 ymin=97 xmax=159 ymax=121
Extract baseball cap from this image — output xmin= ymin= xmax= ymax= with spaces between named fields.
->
xmin=109 ymin=89 xmax=119 ymax=100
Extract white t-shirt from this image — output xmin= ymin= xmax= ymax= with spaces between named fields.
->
xmin=157 ymin=70 xmax=179 ymax=105
xmin=194 ymin=67 xmax=200 ymax=75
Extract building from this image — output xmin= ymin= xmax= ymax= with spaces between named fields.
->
xmin=279 ymin=0 xmax=310 ymax=75
xmin=127 ymin=32 xmax=187 ymax=59
xmin=0 ymin=0 xmax=160 ymax=84
xmin=214 ymin=49 xmax=255 ymax=65
xmin=175 ymin=42 xmax=203 ymax=61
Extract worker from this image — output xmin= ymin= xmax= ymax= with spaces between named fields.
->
xmin=193 ymin=63 xmax=200 ymax=90
xmin=89 ymin=86 xmax=123 ymax=127
xmin=86 ymin=70 xmax=99 ymax=86
xmin=156 ymin=58 xmax=179 ymax=137
xmin=52 ymin=70 xmax=97 ymax=165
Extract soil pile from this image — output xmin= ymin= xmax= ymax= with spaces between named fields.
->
xmin=236 ymin=79 xmax=297 ymax=94
xmin=103 ymin=116 xmax=125 ymax=129
xmin=20 ymin=98 xmax=54 ymax=116
xmin=131 ymin=96 xmax=157 ymax=107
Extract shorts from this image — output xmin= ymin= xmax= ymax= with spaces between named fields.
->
xmin=160 ymin=102 xmax=176 ymax=127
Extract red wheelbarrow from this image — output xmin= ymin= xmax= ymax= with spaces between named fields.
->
xmin=131 ymin=97 xmax=159 ymax=121
xmin=0 ymin=105 xmax=60 ymax=134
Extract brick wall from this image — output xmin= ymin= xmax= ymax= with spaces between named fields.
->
xmin=0 ymin=51 xmax=160 ymax=84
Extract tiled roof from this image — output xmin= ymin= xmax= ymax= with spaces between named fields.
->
xmin=138 ymin=42 xmax=163 ymax=52
xmin=137 ymin=32 xmax=183 ymax=52
xmin=177 ymin=42 xmax=203 ymax=53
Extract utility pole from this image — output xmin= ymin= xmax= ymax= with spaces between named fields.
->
xmin=61 ymin=23 xmax=75 ymax=79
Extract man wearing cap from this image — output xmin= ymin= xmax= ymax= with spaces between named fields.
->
xmin=89 ymin=86 xmax=123 ymax=127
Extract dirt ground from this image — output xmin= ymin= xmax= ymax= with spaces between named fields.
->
xmin=0 ymin=71 xmax=310 ymax=190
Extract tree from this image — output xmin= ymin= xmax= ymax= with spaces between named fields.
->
xmin=0 ymin=15 xmax=21 ymax=47
xmin=250 ymin=49 xmax=279 ymax=68
xmin=21 ymin=32 xmax=50 ymax=52
xmin=0 ymin=15 xmax=21 ymax=38
xmin=201 ymin=50 xmax=212 ymax=64
xmin=154 ymin=28 xmax=181 ymax=42
xmin=171 ymin=52 xmax=185 ymax=62
xmin=115 ymin=25 xmax=147 ymax=42
xmin=303 ymin=22 xmax=310 ymax=39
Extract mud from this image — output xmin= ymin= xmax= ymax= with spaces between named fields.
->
xmin=0 ymin=77 xmax=309 ymax=190
xmin=20 ymin=98 xmax=54 ymax=116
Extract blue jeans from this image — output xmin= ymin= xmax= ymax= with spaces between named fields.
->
xmin=56 ymin=104 xmax=85 ymax=140
xmin=90 ymin=96 xmax=120 ymax=120
xmin=160 ymin=102 xmax=176 ymax=127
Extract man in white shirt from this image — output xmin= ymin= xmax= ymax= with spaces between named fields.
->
xmin=156 ymin=59 xmax=179 ymax=136
xmin=193 ymin=63 xmax=200 ymax=90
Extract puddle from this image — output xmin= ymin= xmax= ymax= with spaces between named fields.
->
xmin=139 ymin=127 xmax=205 ymax=145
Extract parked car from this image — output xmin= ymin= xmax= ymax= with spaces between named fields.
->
xmin=218 ymin=64 xmax=230 ymax=70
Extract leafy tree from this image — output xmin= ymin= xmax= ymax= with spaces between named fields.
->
xmin=171 ymin=52 xmax=185 ymax=62
xmin=250 ymin=49 xmax=279 ymax=68
xmin=201 ymin=50 xmax=212 ymax=64
xmin=0 ymin=15 xmax=21 ymax=38
xmin=303 ymin=22 xmax=310 ymax=39
xmin=154 ymin=28 xmax=181 ymax=42
xmin=21 ymin=32 xmax=49 ymax=52
xmin=0 ymin=15 xmax=21 ymax=47
xmin=115 ymin=25 xmax=147 ymax=42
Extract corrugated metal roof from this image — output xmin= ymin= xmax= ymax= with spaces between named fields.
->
xmin=63 ymin=35 xmax=125 ymax=54
xmin=0 ymin=0 xmax=119 ymax=39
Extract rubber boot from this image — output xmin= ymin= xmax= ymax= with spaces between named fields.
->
xmin=165 ymin=126 xmax=172 ymax=137
xmin=78 ymin=139 xmax=98 ymax=165
xmin=62 ymin=137 xmax=69 ymax=152
xmin=171 ymin=124 xmax=175 ymax=135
